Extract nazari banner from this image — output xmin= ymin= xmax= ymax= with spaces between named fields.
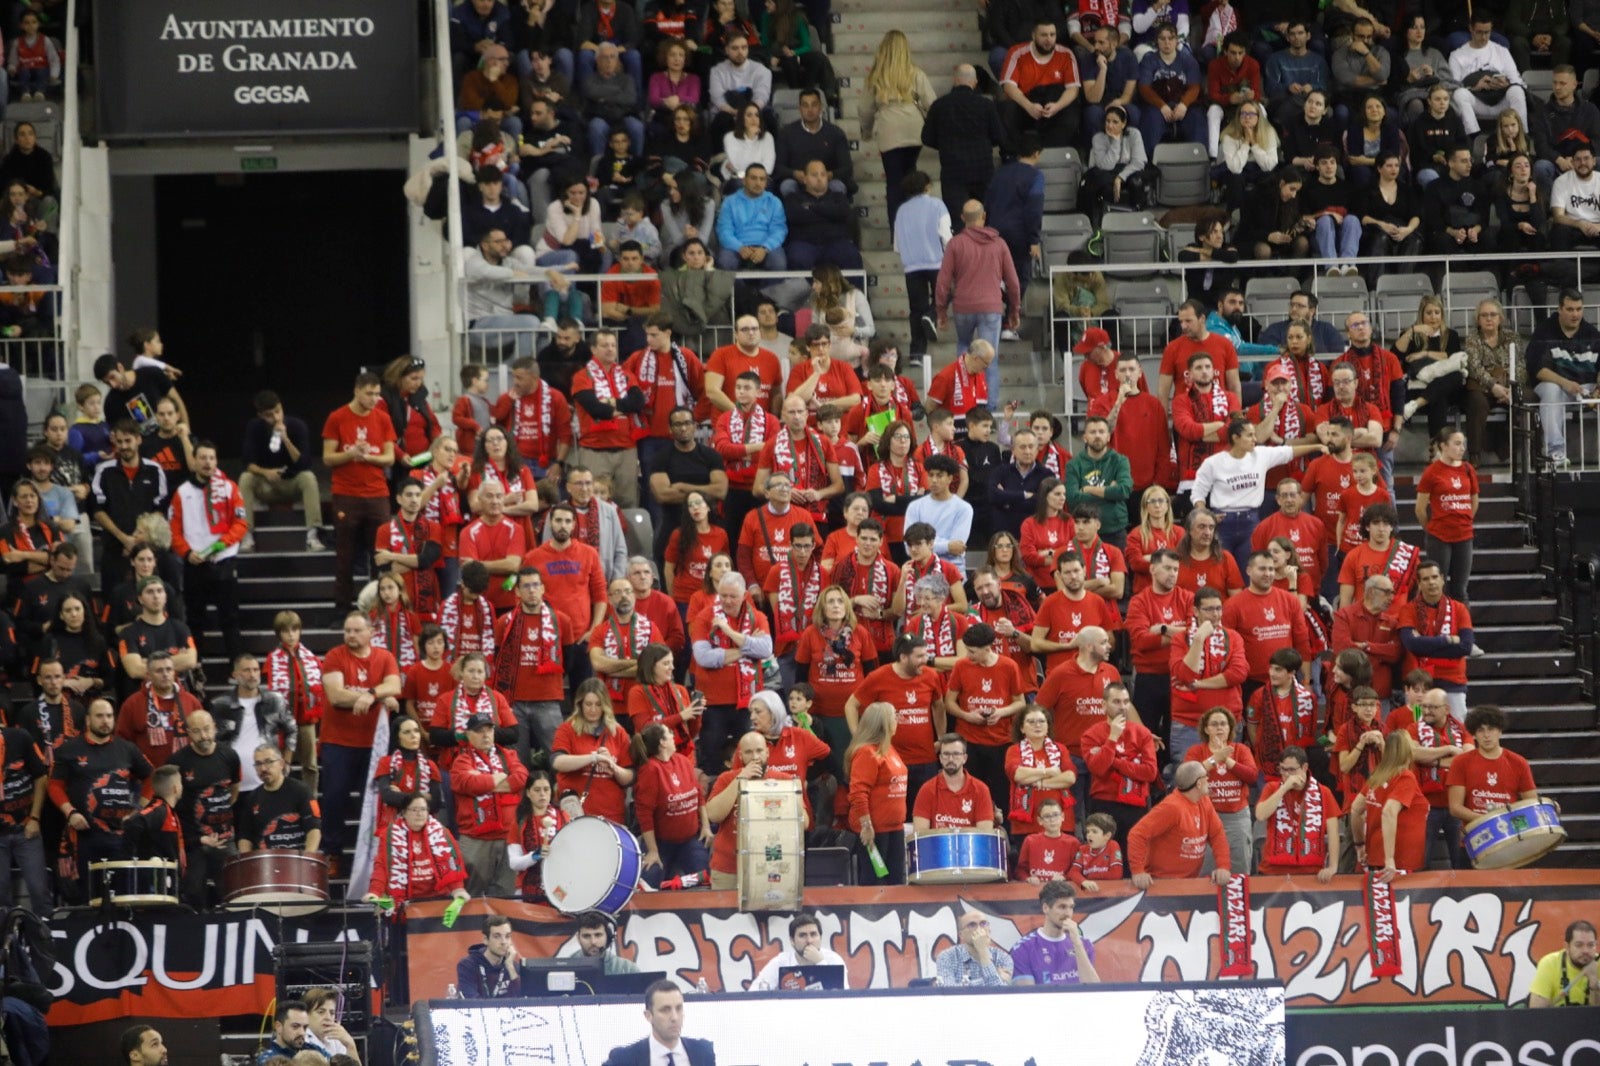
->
xmin=404 ymin=870 xmax=1600 ymax=1008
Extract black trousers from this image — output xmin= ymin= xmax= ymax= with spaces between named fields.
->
xmin=185 ymin=557 xmax=242 ymax=667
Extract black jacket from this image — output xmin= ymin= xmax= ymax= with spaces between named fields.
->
xmin=922 ymin=85 xmax=1009 ymax=181
xmin=774 ymin=119 xmax=856 ymax=192
xmin=602 ymin=1037 xmax=717 ymax=1066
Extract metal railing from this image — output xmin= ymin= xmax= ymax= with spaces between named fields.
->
xmin=434 ymin=0 xmax=466 ymax=371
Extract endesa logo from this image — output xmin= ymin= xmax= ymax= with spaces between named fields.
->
xmin=1295 ymin=1028 xmax=1600 ymax=1066
xmin=234 ymin=84 xmax=311 ymax=104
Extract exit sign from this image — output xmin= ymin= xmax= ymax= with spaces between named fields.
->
xmin=240 ymin=156 xmax=278 ymax=172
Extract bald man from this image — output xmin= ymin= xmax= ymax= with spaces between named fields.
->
xmin=935 ymin=200 xmax=1021 ymax=400
xmin=1128 ymin=760 xmax=1231 ymax=887
xmin=922 ymin=64 xmax=1010 ymax=229
xmin=167 ymin=709 xmax=243 ymax=907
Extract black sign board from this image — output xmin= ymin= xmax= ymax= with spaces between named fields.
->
xmin=95 ymin=0 xmax=419 ymax=139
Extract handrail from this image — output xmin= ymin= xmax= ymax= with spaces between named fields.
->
xmin=435 ymin=0 xmax=465 ymax=362
xmin=59 ymin=0 xmax=79 ymax=390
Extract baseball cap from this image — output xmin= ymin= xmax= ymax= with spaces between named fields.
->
xmin=465 ymin=713 xmax=496 ymax=731
xmin=1072 ymin=327 xmax=1112 ymax=354
xmin=1263 ymin=365 xmax=1293 ymax=384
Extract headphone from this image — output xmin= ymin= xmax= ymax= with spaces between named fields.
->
xmin=579 ymin=910 xmax=616 ymax=951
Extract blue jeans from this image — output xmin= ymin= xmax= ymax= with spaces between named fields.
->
xmin=954 ymin=311 xmax=1003 ymax=397
xmin=472 ymin=314 xmax=542 ymax=357
xmin=642 ymin=835 xmax=712 ymax=887
xmin=1215 ymin=509 xmax=1257 ymax=575
xmin=715 ymin=245 xmax=789 ymax=272
xmin=456 ymin=113 xmax=524 ymax=139
xmin=1314 ymin=214 xmax=1361 ymax=260
xmin=1170 ymin=722 xmax=1200 ymax=765
xmin=15 ymin=65 xmax=45 ymax=96
xmin=0 ymin=829 xmax=49 ymax=915
xmin=1535 ymin=380 xmax=1575 ymax=460
xmin=1427 ymin=805 xmax=1465 ymax=869
xmin=319 ymin=742 xmax=369 ymax=859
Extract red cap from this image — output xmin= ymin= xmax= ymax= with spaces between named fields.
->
xmin=1263 ymin=365 xmax=1293 ymax=384
xmin=1072 ymin=327 xmax=1112 ymax=354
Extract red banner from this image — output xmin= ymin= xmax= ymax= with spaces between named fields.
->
xmin=405 ymin=870 xmax=1600 ymax=1007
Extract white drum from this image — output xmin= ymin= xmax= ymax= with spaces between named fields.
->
xmin=542 ymin=816 xmax=643 ymax=914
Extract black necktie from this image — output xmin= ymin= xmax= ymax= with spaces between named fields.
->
xmin=666 ymin=1053 xmax=677 ymax=1066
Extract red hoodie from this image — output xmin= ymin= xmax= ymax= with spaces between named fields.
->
xmin=935 ymin=225 xmax=1021 ymax=319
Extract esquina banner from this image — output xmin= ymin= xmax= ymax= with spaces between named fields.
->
xmin=404 ymin=871 xmax=1599 ymax=1008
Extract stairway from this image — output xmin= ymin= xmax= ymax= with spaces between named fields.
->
xmin=832 ymin=0 xmax=1058 ymax=412
xmin=1394 ymin=478 xmax=1600 ymax=866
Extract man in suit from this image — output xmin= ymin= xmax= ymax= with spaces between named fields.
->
xmin=603 ymin=979 xmax=717 ymax=1066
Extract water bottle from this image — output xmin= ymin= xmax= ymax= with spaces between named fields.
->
xmin=446 ymin=983 xmax=459 ymax=999
xmin=695 ymin=977 xmax=710 ymax=994
xmin=866 ymin=842 xmax=889 ymax=879
xmin=443 ymin=895 xmax=467 ymax=928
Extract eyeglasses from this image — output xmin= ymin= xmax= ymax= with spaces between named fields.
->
xmin=961 ymin=920 xmax=990 ymax=930
xmin=254 ymin=759 xmax=282 ymax=768
xmin=1277 ymin=764 xmax=1302 ymax=774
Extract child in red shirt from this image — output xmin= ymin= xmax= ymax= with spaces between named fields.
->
xmin=1070 ymin=812 xmax=1125 ymax=890
xmin=1014 ymin=797 xmax=1075 ymax=882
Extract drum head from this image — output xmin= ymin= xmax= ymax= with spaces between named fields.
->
xmin=544 ymin=817 xmax=638 ymax=914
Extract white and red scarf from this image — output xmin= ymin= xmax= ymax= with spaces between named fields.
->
xmin=1413 ymin=595 xmax=1454 ymax=638
xmin=874 ymin=457 xmax=923 ymax=497
xmin=771 ymin=425 xmax=826 ymax=489
xmin=709 ymin=601 xmax=758 ymax=707
xmin=725 ymin=403 xmax=769 ymax=474
xmin=440 ymin=591 xmax=497 ymax=658
xmin=1264 ymin=780 xmax=1327 ymax=868
xmin=370 ymin=607 xmax=417 ymax=668
xmin=1383 ymin=538 xmax=1421 ymax=593
xmin=950 ymin=358 xmax=985 ymax=412
xmin=447 ymin=685 xmax=497 ymax=740
xmin=384 ymin=748 xmax=436 ymax=797
xmin=585 ymin=358 xmax=645 ymax=440
xmin=508 ymin=383 xmax=555 ymax=454
xmin=141 ymin=684 xmax=187 ymax=752
xmin=383 ymin=815 xmax=461 ymax=899
xmin=600 ymin=612 xmax=653 ymax=700
xmin=1257 ymin=395 xmax=1303 ymax=443
xmin=1414 ymin=716 xmax=1466 ymax=790
xmin=909 ymin=605 xmax=960 ymax=658
xmin=1178 ymin=622 xmax=1231 ymax=700
xmin=1041 ymin=442 xmax=1070 ymax=479
xmin=773 ymin=558 xmax=822 ymax=642
xmin=1268 ymin=355 xmax=1329 ymax=407
xmin=638 ymin=342 xmax=693 ymax=414
xmin=1192 ymin=381 xmax=1231 ymax=420
xmin=1078 ymin=535 xmax=1113 ymax=580
xmin=463 ymin=744 xmax=509 ymax=827
xmin=1256 ymin=680 xmax=1317 ymax=766
xmin=266 ymin=644 xmax=324 ymax=723
xmin=1012 ymin=738 xmax=1064 ymax=820
xmin=495 ymin=603 xmax=564 ymax=693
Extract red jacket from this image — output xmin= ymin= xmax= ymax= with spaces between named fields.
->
xmin=1330 ymin=602 xmax=1403 ymax=696
xmin=1124 ymin=585 xmax=1194 ymax=674
xmin=1127 ymin=791 xmax=1230 ymax=878
xmin=450 ymin=744 xmax=529 ymax=839
xmin=1080 ymin=718 xmax=1158 ymax=808
xmin=1170 ymin=384 xmax=1238 ymax=481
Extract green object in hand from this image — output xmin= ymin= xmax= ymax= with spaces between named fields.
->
xmin=443 ymin=895 xmax=467 ymax=928
xmin=503 ymin=574 xmax=518 ymax=591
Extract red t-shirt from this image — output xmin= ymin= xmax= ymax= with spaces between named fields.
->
xmin=403 ymin=660 xmax=456 ymax=724
xmin=664 ymin=526 xmax=730 ymax=603
xmin=1015 ymin=832 xmax=1076 ymax=881
xmin=494 ymin=606 xmax=572 ymax=701
xmin=1182 ymin=742 xmax=1259 ymax=813
xmin=1338 ymin=540 xmax=1421 ymax=600
xmin=550 ymin=721 xmax=634 ymax=824
xmin=738 ymin=504 xmax=812 ymax=587
xmin=1335 ymin=483 xmax=1391 ymax=551
xmin=947 ymin=654 xmax=1030 ymax=747
xmin=926 ymin=359 xmax=988 ymax=417
xmin=320 ymin=646 xmax=401 ymax=748
xmin=1159 ymin=333 xmax=1241 ymax=391
xmin=322 ymin=405 xmax=396 ymax=498
xmin=633 ymin=752 xmax=702 ymax=843
xmin=1124 ymin=585 xmax=1193 ymax=674
xmin=1251 ymin=509 xmax=1330 ymax=585
xmin=1331 ymin=347 xmax=1405 ymax=420
xmin=1445 ymin=748 xmax=1537 ymax=817
xmin=912 ymin=771 xmax=995 ymax=828
xmin=1177 ymin=551 xmax=1243 ymax=597
xmin=852 ymin=663 xmax=945 ymax=764
xmin=1417 ymin=460 xmax=1478 ymax=543
xmin=1221 ymin=586 xmax=1309 ymax=681
xmin=700 ymin=345 xmax=783 ymax=421
xmin=1033 ymin=591 xmax=1122 ymax=674
xmin=847 ymin=747 xmax=908 ymax=833
xmin=1301 ymin=452 xmax=1355 ymax=533
xmin=522 ymin=541 xmax=607 ymax=635
xmin=794 ymin=624 xmax=878 ymax=718
xmin=1035 ymin=658 xmax=1123 ymax=748
xmin=1363 ymin=769 xmax=1429 ymax=871
xmin=459 ymin=517 xmax=528 ymax=612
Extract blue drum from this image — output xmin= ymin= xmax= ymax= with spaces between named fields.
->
xmin=1464 ymin=798 xmax=1566 ymax=870
xmin=543 ymin=816 xmax=643 ymax=914
xmin=908 ymin=829 xmax=1009 ymax=884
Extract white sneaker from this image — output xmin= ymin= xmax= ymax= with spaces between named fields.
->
xmin=306 ymin=529 xmax=326 ymax=552
xmin=1402 ymin=399 xmax=1420 ymax=422
xmin=239 ymin=532 xmax=256 ymax=553
xmin=921 ymin=315 xmax=939 ymax=341
xmin=1469 ymin=644 xmax=1485 ymax=658
xmin=1000 ymin=328 xmax=1022 ymax=341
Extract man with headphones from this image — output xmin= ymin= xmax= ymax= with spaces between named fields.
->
xmin=575 ymin=910 xmax=642 ymax=974
xmin=457 ymin=914 xmax=521 ymax=998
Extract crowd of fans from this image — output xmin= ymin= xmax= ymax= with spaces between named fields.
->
xmin=0 ymin=245 xmax=1579 ymax=908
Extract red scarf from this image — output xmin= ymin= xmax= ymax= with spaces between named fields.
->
xmin=600 ymin=612 xmax=653 ymax=700
xmin=447 ymin=686 xmax=497 ymax=741
xmin=1011 ymin=738 xmax=1064 ymax=822
xmin=382 ymin=516 xmax=441 ymax=616
xmin=1040 ymin=442 xmax=1070 ymax=479
xmin=1266 ymin=354 xmax=1329 ymax=407
xmin=463 ymin=744 xmax=509 ymax=828
xmin=725 ymin=403 xmax=769 ymax=474
xmin=1264 ymin=780 xmax=1327 ymax=868
xmin=267 ymin=644 xmax=323 ymax=724
xmin=773 ymin=557 xmax=822 ymax=642
xmin=584 ymin=357 xmax=645 ymax=439
xmin=508 ymin=382 xmax=555 ymax=455
xmin=770 ymin=425 xmax=827 ymax=489
xmin=1192 ymin=381 xmax=1231 ymax=420
xmin=384 ymin=748 xmax=435 ymax=797
xmin=1412 ymin=595 xmax=1455 ymax=638
xmin=1255 ymin=680 xmax=1317 ymax=767
xmin=909 ymin=605 xmax=959 ymax=657
xmin=370 ymin=607 xmax=417 ymax=667
xmin=495 ymin=603 xmax=564 ymax=693
xmin=1383 ymin=538 xmax=1421 ymax=593
xmin=950 ymin=358 xmax=985 ymax=412
xmin=1257 ymin=396 xmax=1302 ymax=443
xmin=1078 ymin=535 xmax=1112 ymax=580
xmin=1415 ymin=716 xmax=1467 ymax=791
xmin=441 ymin=591 xmax=497 ymax=658
xmin=383 ymin=815 xmax=463 ymax=899
xmin=709 ymin=601 xmax=758 ymax=707
xmin=873 ymin=457 xmax=923 ymax=496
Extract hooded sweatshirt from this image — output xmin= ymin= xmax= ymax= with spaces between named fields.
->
xmin=934 ymin=225 xmax=1021 ymax=318
xmin=456 ymin=943 xmax=519 ymax=998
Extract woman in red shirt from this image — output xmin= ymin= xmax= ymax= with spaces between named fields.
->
xmin=1352 ymin=730 xmax=1428 ymax=878
xmin=465 ymin=426 xmax=540 ymax=526
xmin=379 ymin=356 xmax=444 ymax=471
xmin=631 ymin=723 xmax=711 ymax=887
xmin=847 ymin=701 xmax=908 ymax=885
xmin=1004 ymin=705 xmax=1076 ymax=839
xmin=1125 ymin=486 xmax=1183 ymax=596
xmin=550 ymin=678 xmax=636 ymax=824
xmin=821 ymin=492 xmax=875 ymax=574
xmin=1184 ymin=708 xmax=1259 ymax=875
xmin=794 ymin=586 xmax=879 ymax=772
xmin=980 ymin=530 xmax=1040 ymax=605
xmin=626 ymin=643 xmax=703 ymax=764
xmin=412 ymin=434 xmax=469 ymax=599
xmin=364 ymin=792 xmax=468 ymax=904
xmin=506 ymin=771 xmax=564 ymax=901
xmin=864 ymin=420 xmax=926 ymax=553
xmin=685 ymin=552 xmax=736 ymax=625
xmin=663 ymin=491 xmax=728 ymax=620
xmin=1176 ymin=507 xmax=1243 ymax=597
xmin=368 ymin=574 xmax=420 ymax=669
xmin=1266 ymin=535 xmax=1316 ymax=606
xmin=1020 ymin=479 xmax=1077 ymax=588
xmin=1414 ymin=429 xmax=1478 ymax=605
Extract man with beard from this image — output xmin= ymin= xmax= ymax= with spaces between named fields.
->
xmin=570 ymin=329 xmax=648 ymax=510
xmin=494 ymin=568 xmax=573 ymax=767
xmin=590 ymin=577 xmax=655 ymax=708
xmin=115 ymin=651 xmax=201 ymax=769
xmin=968 ymin=567 xmax=1036 ymax=675
xmin=1330 ymin=311 xmax=1405 ymax=490
xmin=1529 ymin=921 xmax=1599 ymax=1007
xmin=1259 ymin=290 xmax=1347 ymax=356
xmin=90 ymin=420 xmax=168 ymax=597
xmin=912 ymin=732 xmax=996 ymax=832
xmin=755 ymin=395 xmax=842 ymax=529
xmin=122 ymin=1026 xmax=169 ymax=1066
xmin=1170 ymin=353 xmax=1238 ymax=500
xmin=50 ymin=697 xmax=153 ymax=878
xmin=998 ymin=22 xmax=1083 ymax=147
xmin=647 ymin=404 xmax=726 ymax=553
xmin=1089 ymin=354 xmax=1174 ymax=529
xmin=237 ymin=742 xmax=321 ymax=854
xmin=492 ymin=354 xmax=574 ymax=476
xmin=541 ymin=463 xmax=628 ymax=580
xmin=942 ymin=626 xmax=1027 ymax=824
xmin=168 ymin=440 xmax=248 ymax=666
xmin=167 ymin=709 xmax=240 ymax=908
xmin=317 ymin=612 xmax=400 ymax=871
xmin=211 ymin=654 xmax=298 ymax=770
xmin=18 ymin=656 xmax=82 ymax=771
xmin=1032 ymin=554 xmax=1120 ymax=675
xmin=625 ymin=316 xmax=704 ymax=504
xmin=524 ymin=504 xmax=609 ymax=693
xmin=1404 ymin=689 xmax=1470 ymax=869
xmin=1062 ymin=417 xmax=1132 ymax=550
xmin=1255 ymin=745 xmax=1339 ymax=880
xmin=321 ymin=373 xmax=397 ymax=612
xmin=256 ymin=1001 xmax=312 ymax=1065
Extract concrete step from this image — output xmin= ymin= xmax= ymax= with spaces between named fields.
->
xmin=855 ymin=153 xmax=943 ymax=182
xmin=1474 ymin=623 xmax=1568 ymax=653
xmin=833 ymin=11 xmax=978 ymax=34
xmin=1467 ymin=598 xmax=1558 ymax=626
xmin=1468 ymin=649 xmax=1576 ymax=679
xmin=1541 ymin=784 xmax=1600 ymax=813
xmin=1471 ymin=675 xmax=1583 ymax=707
xmin=1529 ymin=756 xmax=1600 ymax=785
xmin=1506 ymin=704 xmax=1600 ymax=732
xmin=833 ymin=29 xmax=976 ymax=55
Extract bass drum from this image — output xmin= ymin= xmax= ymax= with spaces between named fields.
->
xmin=543 ymin=817 xmax=642 ymax=915
xmin=222 ymin=850 xmax=331 ymax=916
xmin=1464 ymin=798 xmax=1566 ymax=870
xmin=89 ymin=860 xmax=180 ymax=908
xmin=908 ymin=829 xmax=1009 ymax=884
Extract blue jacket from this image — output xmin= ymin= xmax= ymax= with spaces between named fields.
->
xmin=449 ymin=2 xmax=514 ymax=56
xmin=1264 ymin=50 xmax=1329 ymax=101
xmin=716 ymin=190 xmax=787 ymax=251
xmin=984 ymin=161 xmax=1044 ymax=252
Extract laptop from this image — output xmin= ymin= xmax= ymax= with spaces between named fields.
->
xmin=776 ymin=964 xmax=846 ymax=991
